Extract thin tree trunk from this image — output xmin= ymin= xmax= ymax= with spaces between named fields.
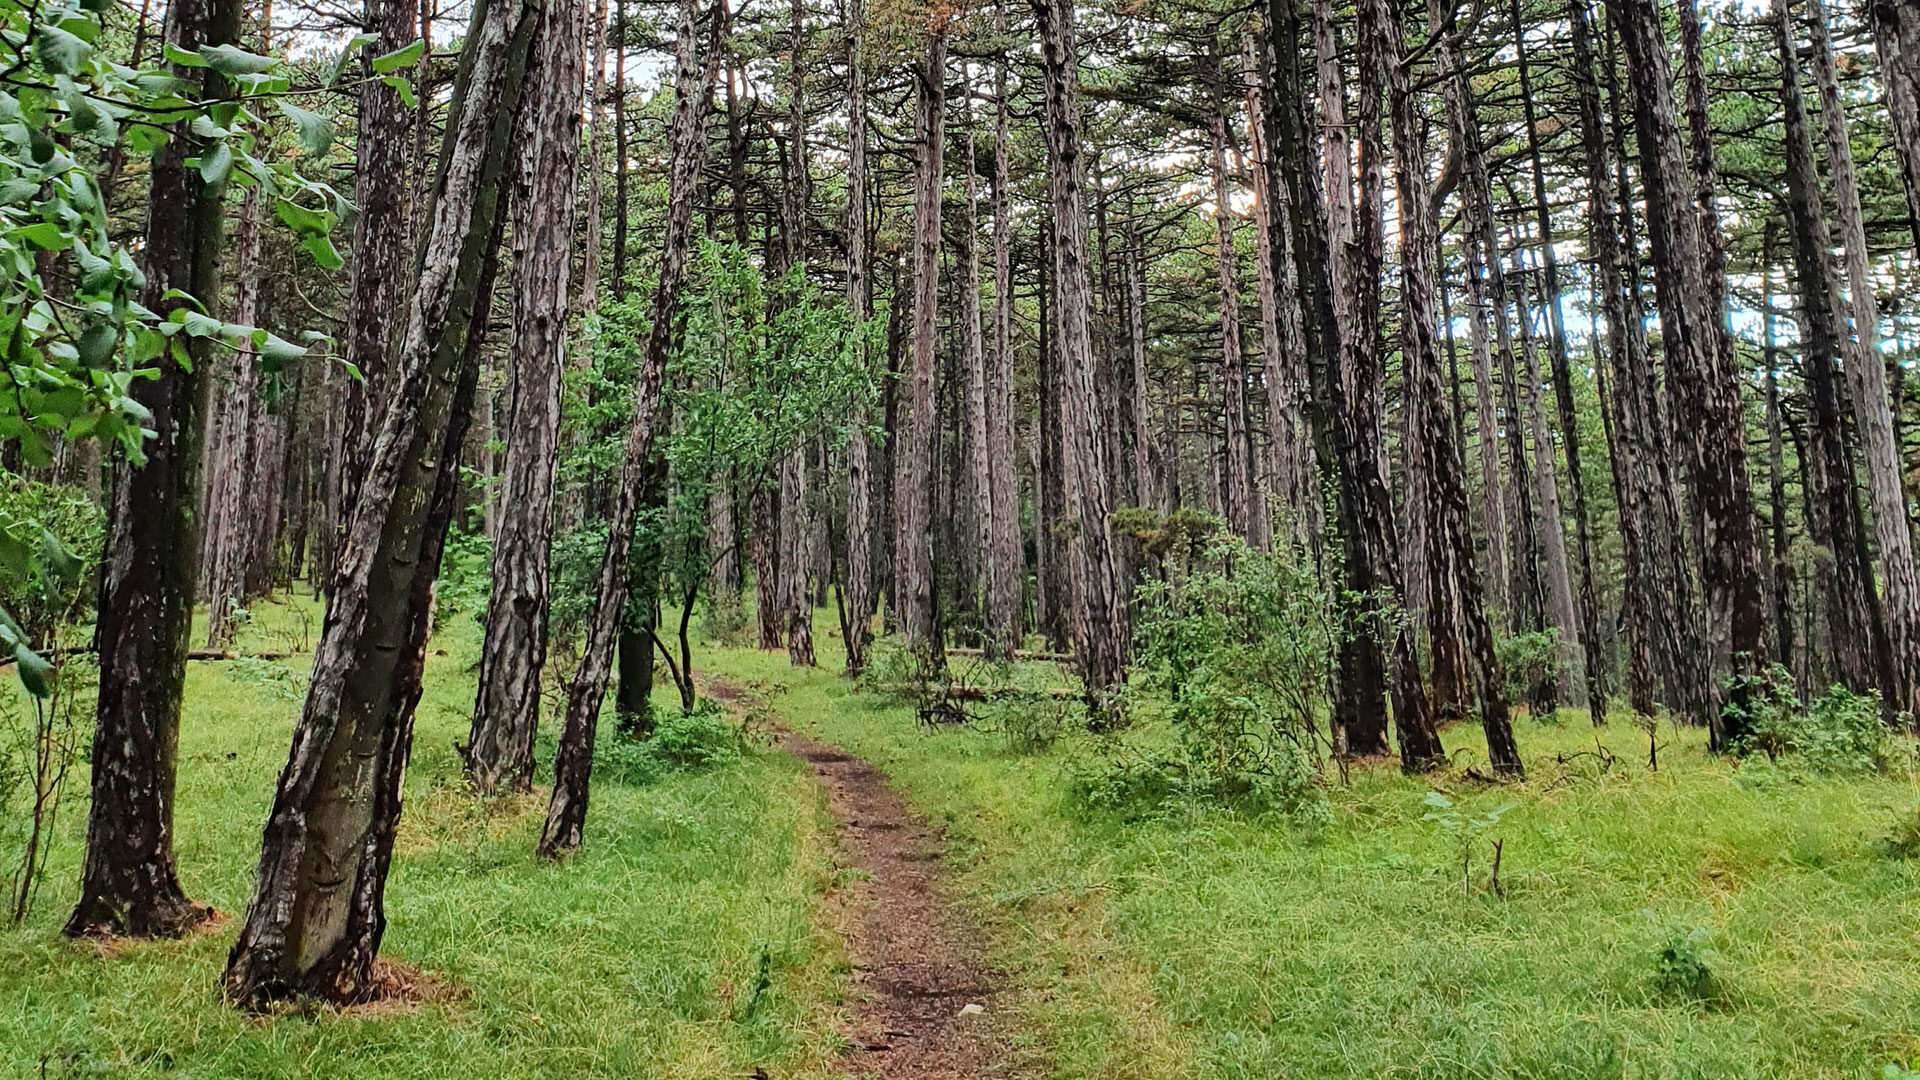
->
xmin=203 ymin=182 xmax=266 ymax=647
xmin=984 ymin=22 xmax=1023 ymax=659
xmin=66 ymin=0 xmax=241 ymax=939
xmin=223 ymin=0 xmax=535 ymax=998
xmin=537 ymin=0 xmax=721 ymax=858
xmin=1209 ymin=44 xmax=1255 ymax=544
xmin=841 ymin=0 xmax=876 ymax=675
xmin=1512 ymin=0 xmax=1605 ymax=723
xmin=1776 ymin=6 xmax=1887 ymax=698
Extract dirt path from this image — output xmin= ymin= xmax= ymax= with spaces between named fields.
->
xmin=784 ymin=731 xmax=1010 ymax=1079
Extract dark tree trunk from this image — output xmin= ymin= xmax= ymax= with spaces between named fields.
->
xmin=467 ymin=0 xmax=584 ymax=795
xmin=1872 ymin=0 xmax=1920 ymax=256
xmin=66 ymin=0 xmax=240 ymax=940
xmin=896 ymin=25 xmax=946 ymax=671
xmin=1208 ymin=43 xmax=1256 ymax=544
xmin=1775 ymin=6 xmax=1888 ymax=698
xmin=1366 ymin=0 xmax=1516 ymax=773
xmin=537 ymin=0 xmax=721 ymax=858
xmin=1030 ymin=0 xmax=1130 ymax=720
xmin=222 ymin=0 xmax=530 ymax=992
xmin=842 ymin=0 xmax=876 ymax=675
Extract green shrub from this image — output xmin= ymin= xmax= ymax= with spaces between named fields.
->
xmin=1727 ymin=671 xmax=1899 ymax=775
xmin=595 ymin=703 xmax=742 ymax=785
xmin=1650 ymin=925 xmax=1719 ymax=1002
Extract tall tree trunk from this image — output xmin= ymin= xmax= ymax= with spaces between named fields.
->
xmin=223 ymin=0 xmax=535 ymax=999
xmin=66 ymin=0 xmax=241 ymax=939
xmin=203 ymin=182 xmax=267 ymax=647
xmin=1871 ymin=0 xmax=1920 ymax=255
xmin=1776 ymin=6 xmax=1888 ymax=698
xmin=1610 ymin=0 xmax=1772 ymax=746
xmin=1373 ymin=0 xmax=1519 ymax=773
xmin=1512 ymin=0 xmax=1606 ymax=723
xmin=466 ymin=0 xmax=584 ymax=796
xmin=961 ymin=72 xmax=994 ymax=643
xmin=337 ymin=0 xmax=420 ymax=528
xmin=1806 ymin=0 xmax=1920 ymax=714
xmin=984 ymin=24 xmax=1023 ymax=659
xmin=896 ymin=24 xmax=946 ymax=671
xmin=1209 ymin=44 xmax=1256 ymax=544
xmin=1513 ymin=264 xmax=1580 ymax=708
xmin=1245 ymin=29 xmax=1315 ymax=545
xmin=1031 ymin=0 xmax=1130 ymax=719
xmin=842 ymin=0 xmax=876 ymax=675
xmin=538 ymin=0 xmax=721 ymax=858
xmin=779 ymin=0 xmax=815 ymax=666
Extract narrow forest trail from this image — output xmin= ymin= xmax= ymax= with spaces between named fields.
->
xmin=705 ymin=676 xmax=1011 ymax=1078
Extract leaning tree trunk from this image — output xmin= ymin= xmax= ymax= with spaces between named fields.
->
xmin=1776 ymin=5 xmax=1888 ymax=698
xmin=466 ymin=0 xmax=585 ymax=796
xmin=1374 ymin=0 xmax=1521 ymax=775
xmin=65 ymin=0 xmax=240 ymax=940
xmin=1030 ymin=0 xmax=1130 ymax=722
xmin=1806 ymin=0 xmax=1920 ymax=714
xmin=223 ymin=0 xmax=535 ymax=1003
xmin=538 ymin=0 xmax=721 ymax=858
xmin=896 ymin=24 xmax=946 ymax=673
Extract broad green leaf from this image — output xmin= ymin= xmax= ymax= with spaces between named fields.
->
xmin=14 ymin=642 xmax=54 ymax=697
xmin=15 ymin=222 xmax=69 ymax=251
xmin=371 ymin=38 xmax=424 ymax=73
xmin=198 ymin=43 xmax=278 ymax=76
xmin=277 ymin=100 xmax=334 ymax=156
xmin=198 ymin=140 xmax=233 ymax=185
xmin=382 ymin=74 xmax=416 ymax=109
xmin=35 ymin=24 xmax=92 ymax=74
xmin=161 ymin=41 xmax=209 ymax=67
xmin=300 ymin=231 xmax=344 ymax=270
xmin=327 ymin=32 xmax=379 ymax=85
xmin=252 ymin=329 xmax=307 ymax=366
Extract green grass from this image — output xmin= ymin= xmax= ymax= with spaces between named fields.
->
xmin=704 ymin=619 xmax=1920 ymax=1080
xmin=11 ymin=596 xmax=1920 ymax=1079
xmin=1 ymin=598 xmax=850 ymax=1079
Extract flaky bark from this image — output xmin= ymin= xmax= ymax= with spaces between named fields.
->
xmin=66 ymin=0 xmax=239 ymax=940
xmin=1611 ymin=0 xmax=1771 ymax=746
xmin=895 ymin=24 xmax=946 ymax=671
xmin=1208 ymin=44 xmax=1256 ymax=544
xmin=1369 ymin=0 xmax=1515 ymax=773
xmin=1776 ymin=5 xmax=1888 ymax=699
xmin=537 ymin=0 xmax=721 ymax=857
xmin=841 ymin=0 xmax=876 ymax=675
xmin=467 ymin=0 xmax=584 ymax=795
xmin=1806 ymin=0 xmax=1920 ymax=714
xmin=1031 ymin=0 xmax=1130 ymax=718
xmin=1872 ymin=0 xmax=1920 ymax=255
xmin=224 ymin=0 xmax=534 ymax=1001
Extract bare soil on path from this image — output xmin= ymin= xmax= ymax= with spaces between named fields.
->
xmin=783 ymin=730 xmax=1012 ymax=1079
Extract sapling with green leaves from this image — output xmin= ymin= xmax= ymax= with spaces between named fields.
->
xmin=1421 ymin=792 xmax=1517 ymax=896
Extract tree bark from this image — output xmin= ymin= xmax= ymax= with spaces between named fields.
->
xmin=537 ymin=0 xmax=721 ymax=858
xmin=1610 ymin=0 xmax=1772 ymax=745
xmin=1030 ymin=0 xmax=1130 ymax=720
xmin=1806 ymin=0 xmax=1920 ymax=715
xmin=66 ymin=0 xmax=240 ymax=940
xmin=984 ymin=23 xmax=1023 ymax=659
xmin=1871 ymin=0 xmax=1920 ymax=256
xmin=223 ymin=0 xmax=533 ymax=998
xmin=841 ymin=0 xmax=876 ymax=675
xmin=1775 ymin=5 xmax=1888 ymax=699
xmin=1208 ymin=43 xmax=1256 ymax=544
xmin=466 ymin=0 xmax=584 ymax=795
xmin=896 ymin=24 xmax=946 ymax=672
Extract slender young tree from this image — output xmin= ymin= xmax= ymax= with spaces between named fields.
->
xmin=539 ymin=0 xmax=723 ymax=858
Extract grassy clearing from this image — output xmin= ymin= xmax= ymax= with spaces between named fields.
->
xmin=2 ymin=600 xmax=850 ymax=1080
xmin=707 ymin=624 xmax=1920 ymax=1080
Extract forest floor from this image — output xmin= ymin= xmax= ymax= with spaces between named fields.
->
xmin=7 ymin=597 xmax=1920 ymax=1078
